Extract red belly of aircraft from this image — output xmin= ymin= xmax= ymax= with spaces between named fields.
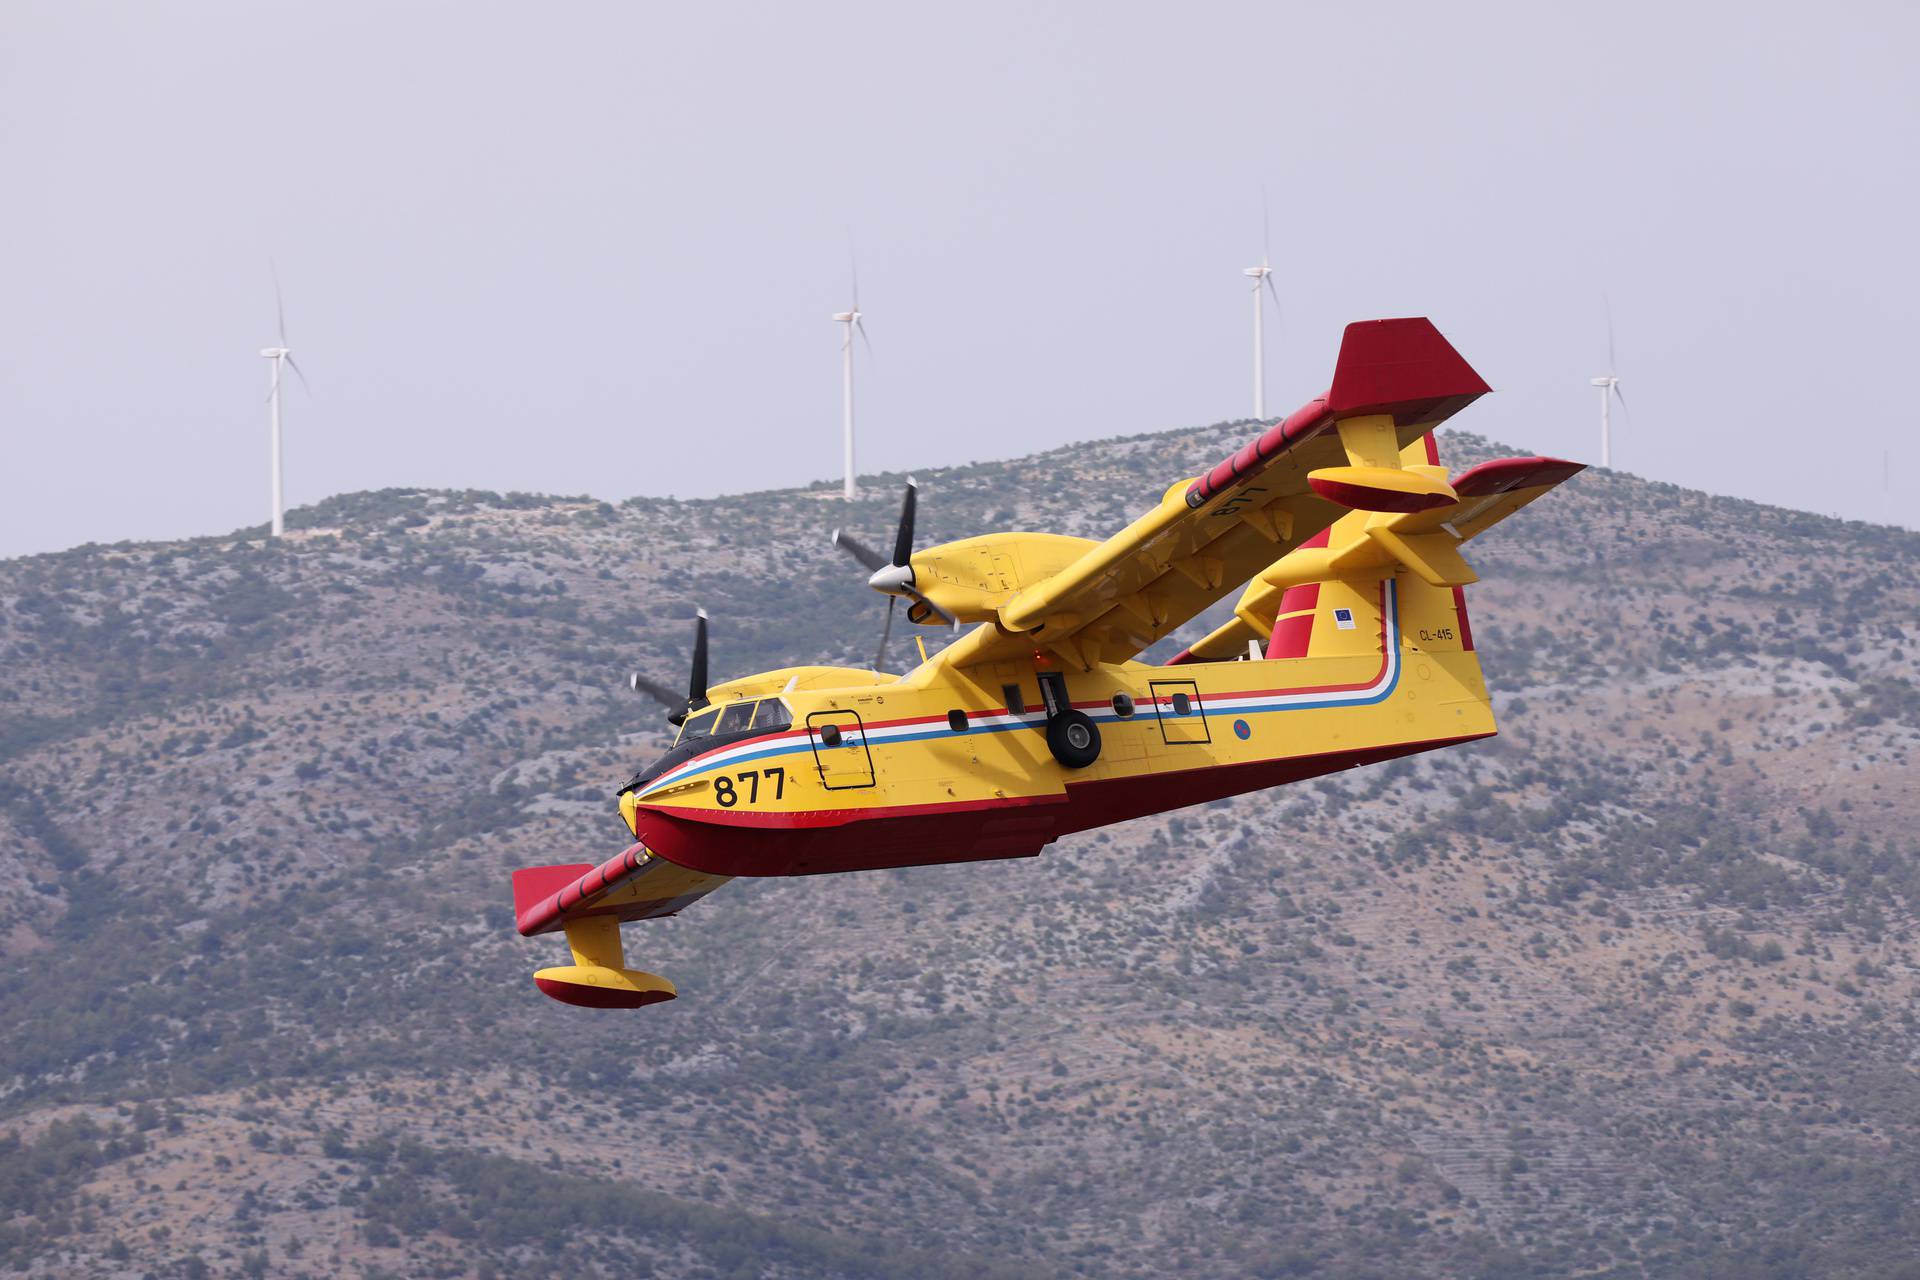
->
xmin=634 ymin=731 xmax=1488 ymax=879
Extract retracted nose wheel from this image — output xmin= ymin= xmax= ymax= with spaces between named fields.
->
xmin=1046 ymin=708 xmax=1102 ymax=769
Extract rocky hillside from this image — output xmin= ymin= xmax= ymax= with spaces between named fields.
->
xmin=3 ymin=420 xmax=1919 ymax=1279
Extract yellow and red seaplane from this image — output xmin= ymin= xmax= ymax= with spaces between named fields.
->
xmin=511 ymin=317 xmax=1580 ymax=1008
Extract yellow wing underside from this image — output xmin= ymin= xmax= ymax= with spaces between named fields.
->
xmin=922 ymin=317 xmax=1505 ymax=676
xmin=930 ymin=419 xmax=1435 ymax=674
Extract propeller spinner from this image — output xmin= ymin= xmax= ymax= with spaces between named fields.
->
xmin=831 ymin=480 xmax=958 ymax=671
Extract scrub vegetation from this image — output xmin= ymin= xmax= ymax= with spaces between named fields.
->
xmin=2 ymin=421 xmax=1918 ymax=1278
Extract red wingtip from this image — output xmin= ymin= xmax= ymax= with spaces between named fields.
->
xmin=512 ymin=863 xmax=594 ymax=935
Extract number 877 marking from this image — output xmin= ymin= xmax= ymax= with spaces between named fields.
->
xmin=713 ymin=766 xmax=786 ymax=808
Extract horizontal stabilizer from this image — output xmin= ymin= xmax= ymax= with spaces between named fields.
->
xmin=1365 ymin=526 xmax=1478 ymax=588
xmin=1170 ymin=440 xmax=1582 ymax=664
xmin=1307 ymin=465 xmax=1458 ymax=514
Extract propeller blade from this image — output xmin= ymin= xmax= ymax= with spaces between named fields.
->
xmin=628 ymin=671 xmax=682 ymax=708
xmin=832 ymin=528 xmax=888 ymax=573
xmin=687 ymin=610 xmax=709 ymax=710
xmin=905 ymin=585 xmax=959 ymax=628
xmin=891 ymin=481 xmax=916 ymax=567
xmin=873 ymin=595 xmax=896 ymax=671
xmin=285 ymin=353 xmax=314 ymax=399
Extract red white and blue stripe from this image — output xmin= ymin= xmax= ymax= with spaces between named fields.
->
xmin=632 ymin=581 xmax=1399 ymax=803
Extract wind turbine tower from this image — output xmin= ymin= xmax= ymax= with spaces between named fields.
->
xmin=1591 ymin=301 xmax=1627 ymax=469
xmin=259 ymin=270 xmax=309 ymax=537
xmin=261 ymin=345 xmax=288 ymax=536
xmin=1244 ymin=196 xmax=1281 ymax=419
xmin=832 ymin=263 xmax=869 ymax=502
xmin=1589 ymin=374 xmax=1624 ymax=468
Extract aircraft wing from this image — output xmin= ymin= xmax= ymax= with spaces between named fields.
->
xmin=930 ymin=317 xmax=1492 ymax=672
xmin=513 ymin=845 xmax=730 ymax=937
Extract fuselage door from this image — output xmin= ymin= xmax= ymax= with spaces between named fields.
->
xmin=806 ymin=710 xmax=876 ymax=790
xmin=1148 ymin=679 xmax=1210 ymax=745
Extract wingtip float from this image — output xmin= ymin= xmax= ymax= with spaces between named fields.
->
xmin=512 ymin=317 xmax=1583 ymax=1009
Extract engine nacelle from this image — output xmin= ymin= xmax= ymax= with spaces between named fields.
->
xmin=907 ymin=532 xmax=1099 ymax=623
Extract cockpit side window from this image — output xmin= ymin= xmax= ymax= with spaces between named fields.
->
xmin=752 ymin=699 xmax=793 ymax=731
xmin=676 ymin=708 xmax=719 ymax=744
xmin=714 ymin=701 xmax=755 ymax=736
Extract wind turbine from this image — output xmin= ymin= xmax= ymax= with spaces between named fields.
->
xmin=831 ymin=258 xmax=871 ymax=502
xmin=259 ymin=266 xmax=310 ymax=537
xmin=1243 ymin=193 xmax=1281 ymax=419
xmin=1590 ymin=299 xmax=1627 ymax=469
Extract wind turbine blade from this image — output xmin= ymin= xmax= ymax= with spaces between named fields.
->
xmin=1604 ymin=292 xmax=1617 ymax=377
xmin=1611 ymin=381 xmax=1629 ymax=416
xmin=285 ymin=354 xmax=314 ymax=399
xmin=1263 ymin=271 xmax=1281 ymax=314
xmin=856 ymin=315 xmax=873 ymax=357
xmin=873 ymin=595 xmax=896 ymax=672
xmin=1261 ymin=184 xmax=1272 ymax=267
xmin=271 ymin=258 xmax=288 ymax=348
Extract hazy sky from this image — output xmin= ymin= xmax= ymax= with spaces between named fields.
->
xmin=5 ymin=1 xmax=1917 ymax=558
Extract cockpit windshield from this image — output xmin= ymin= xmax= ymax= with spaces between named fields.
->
xmin=673 ymin=699 xmax=792 ymax=748
xmin=713 ymin=701 xmax=755 ymax=736
xmin=676 ymin=708 xmax=720 ymax=744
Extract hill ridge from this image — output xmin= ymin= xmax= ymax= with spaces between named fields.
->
xmin=2 ymin=419 xmax=1918 ymax=1278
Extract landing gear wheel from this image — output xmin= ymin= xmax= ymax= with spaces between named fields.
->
xmin=1046 ymin=709 xmax=1102 ymax=769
